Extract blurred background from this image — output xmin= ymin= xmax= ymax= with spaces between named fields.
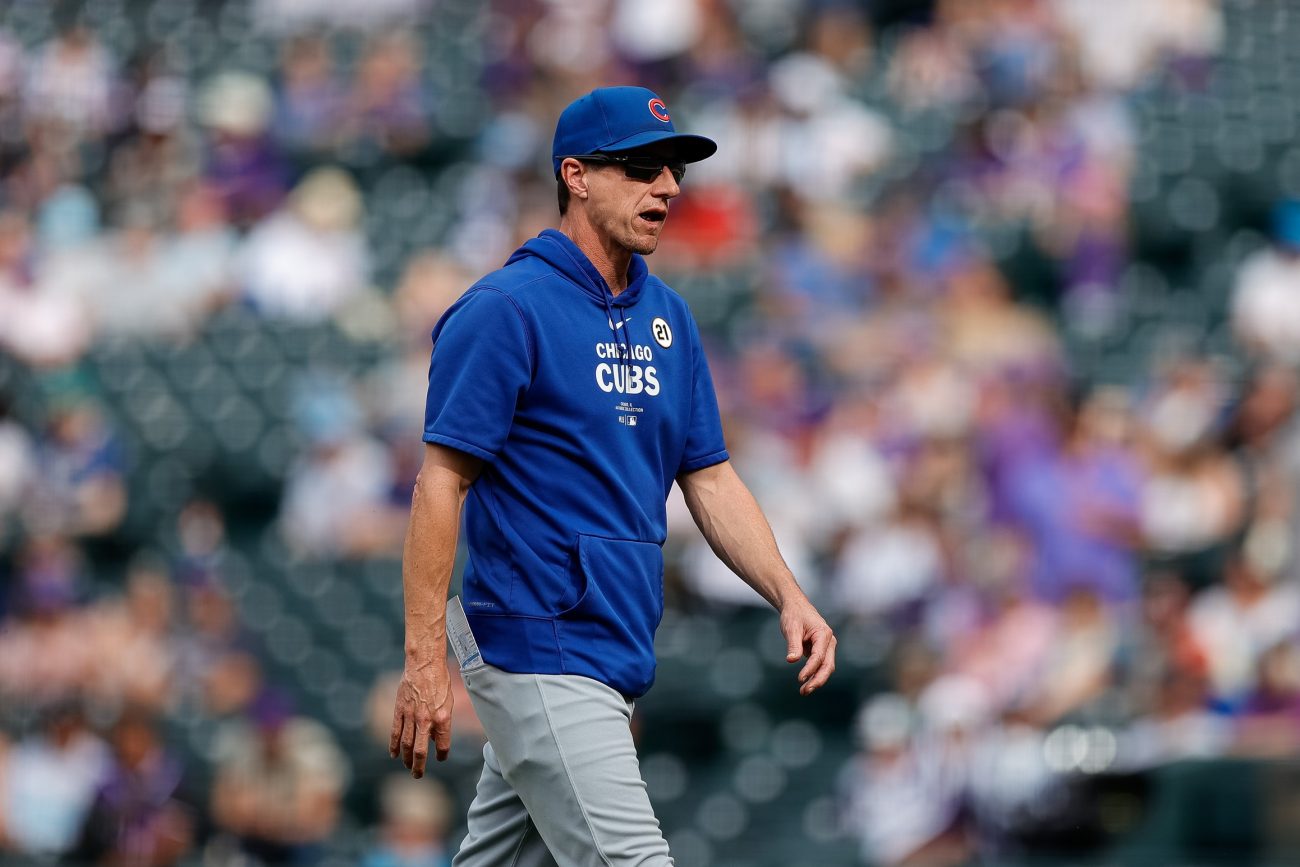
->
xmin=2 ymin=0 xmax=1300 ymax=865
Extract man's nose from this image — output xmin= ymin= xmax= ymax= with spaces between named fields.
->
xmin=651 ymin=166 xmax=680 ymax=198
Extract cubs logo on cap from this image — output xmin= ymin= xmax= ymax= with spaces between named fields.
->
xmin=552 ymin=86 xmax=717 ymax=176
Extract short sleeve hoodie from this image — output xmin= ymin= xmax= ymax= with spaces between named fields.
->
xmin=423 ymin=229 xmax=729 ymax=697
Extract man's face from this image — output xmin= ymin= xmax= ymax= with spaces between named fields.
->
xmin=576 ymin=153 xmax=682 ymax=255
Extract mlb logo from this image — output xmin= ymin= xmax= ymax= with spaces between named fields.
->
xmin=619 ymin=415 xmax=637 ymax=426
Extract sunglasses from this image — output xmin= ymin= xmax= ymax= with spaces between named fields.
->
xmin=572 ymin=154 xmax=686 ymax=184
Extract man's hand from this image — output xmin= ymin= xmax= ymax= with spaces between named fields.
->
xmin=392 ymin=444 xmax=479 ymax=778
xmin=677 ymin=461 xmax=837 ymax=695
xmin=389 ymin=657 xmax=454 ymax=778
xmin=780 ymin=597 xmax=836 ymax=696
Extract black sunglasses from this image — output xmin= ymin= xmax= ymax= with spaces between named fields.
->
xmin=570 ymin=154 xmax=686 ymax=184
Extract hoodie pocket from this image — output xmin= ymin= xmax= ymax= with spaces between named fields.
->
xmin=556 ymin=534 xmax=665 ymax=695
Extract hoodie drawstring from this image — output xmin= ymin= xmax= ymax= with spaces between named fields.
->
xmin=602 ymin=293 xmax=632 ymax=384
xmin=617 ymin=306 xmax=632 ymax=383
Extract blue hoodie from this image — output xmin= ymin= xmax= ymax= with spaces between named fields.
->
xmin=423 ymin=229 xmax=729 ymax=697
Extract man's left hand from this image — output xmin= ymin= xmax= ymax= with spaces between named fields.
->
xmin=780 ymin=598 xmax=836 ymax=696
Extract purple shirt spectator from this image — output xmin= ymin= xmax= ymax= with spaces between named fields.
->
xmin=1004 ymin=438 xmax=1142 ymax=603
xmin=75 ymin=713 xmax=192 ymax=866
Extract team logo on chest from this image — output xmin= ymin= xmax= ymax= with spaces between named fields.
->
xmin=592 ymin=315 xmax=665 ymax=413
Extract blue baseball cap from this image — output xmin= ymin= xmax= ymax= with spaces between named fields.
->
xmin=552 ymin=86 xmax=717 ymax=176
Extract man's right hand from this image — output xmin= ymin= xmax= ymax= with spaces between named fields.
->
xmin=389 ymin=657 xmax=454 ymax=778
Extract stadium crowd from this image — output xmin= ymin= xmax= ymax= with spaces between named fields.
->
xmin=2 ymin=0 xmax=1299 ymax=865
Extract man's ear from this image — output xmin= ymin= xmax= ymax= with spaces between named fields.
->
xmin=560 ymin=158 xmax=590 ymax=202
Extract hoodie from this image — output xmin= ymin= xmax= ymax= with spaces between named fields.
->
xmin=423 ymin=229 xmax=729 ymax=697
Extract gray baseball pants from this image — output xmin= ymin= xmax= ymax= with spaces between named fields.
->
xmin=452 ymin=663 xmax=674 ymax=867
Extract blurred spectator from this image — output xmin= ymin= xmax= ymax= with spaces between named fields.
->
xmin=210 ymin=690 xmax=349 ymax=864
xmin=1138 ymin=359 xmax=1245 ymax=584
xmin=1125 ymin=667 xmax=1228 ymax=767
xmin=239 ymin=166 xmax=369 ymax=321
xmin=965 ymin=716 xmax=1055 ymax=849
xmin=0 ymin=208 xmax=93 ymax=368
xmin=1227 ymin=364 xmax=1300 ymax=508
xmin=886 ymin=23 xmax=976 ymax=112
xmin=272 ymin=35 xmax=340 ymax=157
xmin=41 ymin=179 xmax=242 ymax=343
xmin=804 ymin=3 xmax=875 ymax=81
xmin=1002 ymin=388 xmax=1142 ymax=603
xmin=83 ymin=555 xmax=177 ymax=714
xmin=611 ymin=0 xmax=703 ymax=65
xmin=0 ymin=704 xmax=109 ymax=858
xmin=1232 ymin=201 xmax=1300 ymax=363
xmin=0 ymin=30 xmax=24 ymax=147
xmin=254 ymin=0 xmax=431 ymax=35
xmin=341 ymin=32 xmax=431 ymax=159
xmin=832 ymin=500 xmax=945 ymax=620
xmin=51 ymin=203 xmax=222 ymax=340
xmin=23 ymin=20 xmax=116 ymax=141
xmin=165 ymin=505 xmax=261 ymax=708
xmin=1121 ymin=572 xmax=1209 ymax=717
xmin=842 ymin=692 xmax=970 ymax=867
xmin=755 ymin=201 xmax=874 ymax=336
xmin=169 ymin=497 xmax=263 ymax=711
xmin=359 ymin=253 xmax=474 ymax=493
xmin=160 ymin=182 xmax=240 ymax=321
xmin=22 ymin=390 xmax=126 ymax=538
xmin=808 ymin=397 xmax=896 ymax=532
xmin=361 ymin=774 xmax=454 ymax=867
xmin=947 ymin=577 xmax=1057 ymax=711
xmin=1018 ymin=588 xmax=1118 ymax=725
xmin=0 ymin=535 xmax=91 ymax=707
xmin=175 ymin=576 xmax=263 ymax=717
xmin=1235 ymin=641 xmax=1300 ymax=756
xmin=35 ymin=180 xmax=101 ymax=253
xmin=1052 ymin=0 xmax=1222 ymax=91
xmin=280 ymin=373 xmax=405 ymax=557
xmin=689 ymin=83 xmax=786 ymax=191
xmin=74 ymin=710 xmax=194 ymax=867
xmin=1188 ymin=551 xmax=1300 ymax=706
xmin=767 ymin=52 xmax=892 ymax=199
xmin=940 ymin=256 xmax=1063 ymax=374
xmin=0 ymin=391 xmax=34 ymax=522
xmin=200 ymin=71 xmax=289 ymax=226
xmin=102 ymin=53 xmax=200 ymax=226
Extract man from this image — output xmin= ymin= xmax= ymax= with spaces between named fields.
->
xmin=390 ymin=86 xmax=836 ymax=866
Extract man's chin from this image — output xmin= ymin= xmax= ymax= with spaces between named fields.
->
xmin=628 ymin=232 xmax=660 ymax=255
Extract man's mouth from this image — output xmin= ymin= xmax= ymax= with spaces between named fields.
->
xmin=637 ymin=209 xmax=666 ymax=225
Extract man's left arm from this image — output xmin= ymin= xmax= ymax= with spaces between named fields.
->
xmin=676 ymin=460 xmax=836 ymax=695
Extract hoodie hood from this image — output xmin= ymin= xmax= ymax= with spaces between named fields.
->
xmin=505 ymin=228 xmax=649 ymax=308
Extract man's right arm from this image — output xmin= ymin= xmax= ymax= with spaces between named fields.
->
xmin=390 ymin=442 xmax=482 ymax=779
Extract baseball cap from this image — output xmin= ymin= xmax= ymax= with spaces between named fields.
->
xmin=552 ymin=86 xmax=717 ymax=176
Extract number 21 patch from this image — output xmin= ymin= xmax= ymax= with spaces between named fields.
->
xmin=651 ymin=317 xmax=673 ymax=349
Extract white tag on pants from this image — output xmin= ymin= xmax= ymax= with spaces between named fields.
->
xmin=446 ymin=596 xmax=486 ymax=672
